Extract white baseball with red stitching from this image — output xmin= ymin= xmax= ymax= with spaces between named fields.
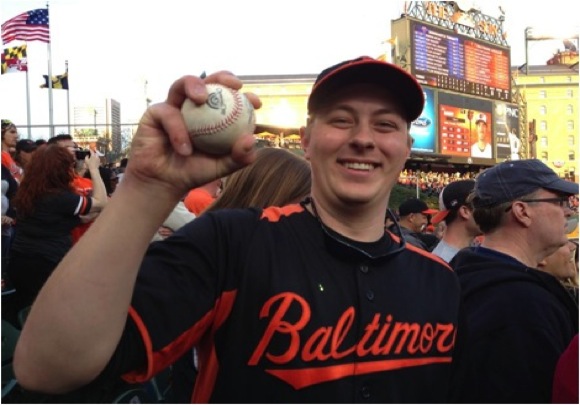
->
xmin=181 ymin=84 xmax=256 ymax=155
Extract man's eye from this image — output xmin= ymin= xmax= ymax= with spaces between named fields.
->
xmin=330 ymin=117 xmax=351 ymax=125
xmin=376 ymin=121 xmax=398 ymax=130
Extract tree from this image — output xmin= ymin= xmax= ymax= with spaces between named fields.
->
xmin=388 ymin=184 xmax=438 ymax=211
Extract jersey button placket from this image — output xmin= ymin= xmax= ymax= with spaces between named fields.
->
xmin=359 ymin=263 xmax=374 ymax=301
xmin=360 ymin=385 xmax=371 ymax=399
xmin=366 ymin=290 xmax=375 ymax=301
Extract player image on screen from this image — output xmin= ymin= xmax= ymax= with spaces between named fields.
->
xmin=470 ymin=113 xmax=492 ymax=158
xmin=506 ymin=125 xmax=522 ymax=160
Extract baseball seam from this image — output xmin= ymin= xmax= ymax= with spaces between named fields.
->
xmin=192 ymin=89 xmax=243 ymax=137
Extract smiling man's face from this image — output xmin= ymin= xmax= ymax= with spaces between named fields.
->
xmin=302 ymin=83 xmax=410 ymax=209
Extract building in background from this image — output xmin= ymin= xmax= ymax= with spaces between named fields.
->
xmin=239 ymin=74 xmax=313 ymax=152
xmin=513 ymin=50 xmax=579 ymax=181
xmin=72 ymin=98 xmax=121 ymax=161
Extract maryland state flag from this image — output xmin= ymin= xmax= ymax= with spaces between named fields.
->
xmin=40 ymin=71 xmax=68 ymax=90
xmin=1 ymin=44 xmax=28 ymax=74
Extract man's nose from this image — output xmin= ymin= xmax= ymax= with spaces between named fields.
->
xmin=350 ymin=124 xmax=375 ymax=149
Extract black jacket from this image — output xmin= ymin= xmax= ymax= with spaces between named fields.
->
xmin=449 ymin=247 xmax=578 ymax=403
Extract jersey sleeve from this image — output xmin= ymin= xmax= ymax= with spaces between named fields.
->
xmin=120 ymin=209 xmax=260 ymax=382
xmin=46 ymin=191 xmax=93 ymax=216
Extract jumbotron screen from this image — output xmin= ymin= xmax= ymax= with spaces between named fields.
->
xmin=410 ymin=21 xmax=511 ymax=102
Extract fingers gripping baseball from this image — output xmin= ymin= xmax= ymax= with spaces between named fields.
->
xmin=164 ymin=73 xmax=261 ymax=156
xmin=126 ymin=74 xmax=259 ymax=196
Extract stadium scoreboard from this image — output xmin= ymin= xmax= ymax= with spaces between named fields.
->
xmin=410 ymin=21 xmax=511 ymax=102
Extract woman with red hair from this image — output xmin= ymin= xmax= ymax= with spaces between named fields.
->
xmin=8 ymin=144 xmax=108 ymax=311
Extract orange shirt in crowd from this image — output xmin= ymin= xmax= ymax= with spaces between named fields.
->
xmin=183 ymin=188 xmax=215 ymax=216
xmin=2 ymin=150 xmax=21 ymax=182
xmin=70 ymin=175 xmax=94 ymax=244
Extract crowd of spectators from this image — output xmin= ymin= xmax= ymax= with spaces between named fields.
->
xmin=398 ymin=168 xmax=580 ymax=214
xmin=398 ymin=169 xmax=481 ymax=196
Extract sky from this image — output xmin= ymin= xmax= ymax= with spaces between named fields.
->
xmin=1 ymin=0 xmax=578 ymax=138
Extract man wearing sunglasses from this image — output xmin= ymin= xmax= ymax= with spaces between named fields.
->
xmin=449 ymin=159 xmax=579 ymax=403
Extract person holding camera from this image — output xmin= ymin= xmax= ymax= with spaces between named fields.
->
xmin=47 ymin=135 xmax=103 ymax=244
xmin=7 ymin=144 xmax=107 ymax=313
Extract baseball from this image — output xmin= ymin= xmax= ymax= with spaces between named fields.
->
xmin=181 ymin=83 xmax=256 ymax=155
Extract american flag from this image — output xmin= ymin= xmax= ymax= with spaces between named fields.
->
xmin=1 ymin=9 xmax=50 ymax=45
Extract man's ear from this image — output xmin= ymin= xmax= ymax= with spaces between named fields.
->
xmin=300 ymin=126 xmax=310 ymax=160
xmin=458 ymin=205 xmax=472 ymax=220
xmin=537 ymin=258 xmax=547 ymax=269
xmin=510 ymin=201 xmax=533 ymax=228
xmin=406 ymin=134 xmax=413 ymax=158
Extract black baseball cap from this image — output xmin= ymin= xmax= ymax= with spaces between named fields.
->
xmin=398 ymin=198 xmax=438 ymax=217
xmin=432 ymin=180 xmax=476 ymax=224
xmin=307 ymin=56 xmax=425 ymax=122
xmin=16 ymin=139 xmax=37 ymax=153
xmin=473 ymin=159 xmax=579 ymax=208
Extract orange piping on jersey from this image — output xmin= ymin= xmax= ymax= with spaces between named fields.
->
xmin=266 ymin=356 xmax=452 ymax=390
xmin=122 ymin=290 xmax=237 ymax=391
xmin=192 ymin=290 xmax=237 ymax=403
xmin=404 ymin=240 xmax=453 ymax=272
xmin=260 ymin=204 xmax=304 ymax=222
xmin=386 ymin=230 xmax=401 ymax=244
xmin=386 ymin=230 xmax=452 ymax=271
xmin=123 ymin=307 xmax=154 ymax=382
xmin=79 ymin=196 xmax=88 ymax=214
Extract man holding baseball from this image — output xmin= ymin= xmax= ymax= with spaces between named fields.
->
xmin=15 ymin=57 xmax=462 ymax=402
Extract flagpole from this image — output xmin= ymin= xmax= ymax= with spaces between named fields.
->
xmin=25 ymin=68 xmax=31 ymax=139
xmin=66 ymin=60 xmax=70 ymax=134
xmin=46 ymin=2 xmax=54 ymax=137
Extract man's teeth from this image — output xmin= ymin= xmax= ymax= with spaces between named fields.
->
xmin=343 ymin=162 xmax=374 ymax=170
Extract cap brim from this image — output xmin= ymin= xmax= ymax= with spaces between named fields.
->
xmin=546 ymin=179 xmax=579 ymax=196
xmin=423 ymin=208 xmax=438 ymax=215
xmin=431 ymin=210 xmax=449 ymax=224
xmin=308 ymin=59 xmax=424 ymax=122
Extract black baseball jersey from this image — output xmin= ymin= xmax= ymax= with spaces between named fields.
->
xmin=116 ymin=204 xmax=461 ymax=402
xmin=11 ymin=191 xmax=91 ymax=262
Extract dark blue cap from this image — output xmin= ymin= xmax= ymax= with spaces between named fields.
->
xmin=473 ymin=159 xmax=579 ymax=208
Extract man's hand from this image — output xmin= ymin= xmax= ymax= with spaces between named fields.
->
xmin=123 ymin=71 xmax=262 ymax=201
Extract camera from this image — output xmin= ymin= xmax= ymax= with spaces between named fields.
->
xmin=75 ymin=150 xmax=91 ymax=160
